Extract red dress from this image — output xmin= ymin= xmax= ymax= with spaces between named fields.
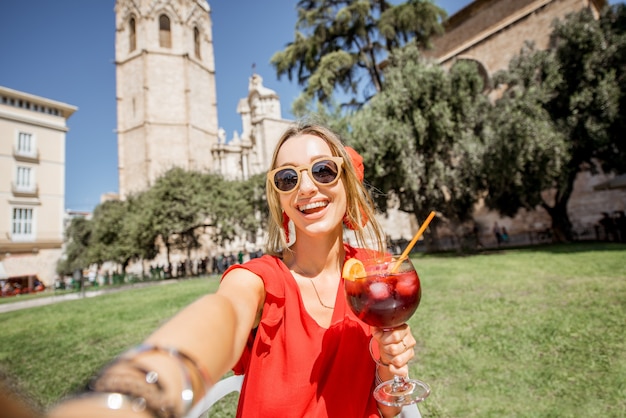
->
xmin=222 ymin=245 xmax=380 ymax=417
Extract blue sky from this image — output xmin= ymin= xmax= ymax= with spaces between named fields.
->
xmin=1 ymin=0 xmax=616 ymax=212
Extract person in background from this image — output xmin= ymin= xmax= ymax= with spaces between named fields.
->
xmin=501 ymin=226 xmax=509 ymax=243
xmin=47 ymin=121 xmax=418 ymax=418
xmin=613 ymin=210 xmax=626 ymax=242
xmin=493 ymin=222 xmax=503 ymax=246
xmin=599 ymin=212 xmax=616 ymax=241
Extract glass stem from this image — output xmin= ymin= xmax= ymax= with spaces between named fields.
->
xmin=392 ymin=374 xmax=405 ymax=390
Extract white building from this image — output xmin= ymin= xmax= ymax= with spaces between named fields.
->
xmin=0 ymin=86 xmax=77 ymax=287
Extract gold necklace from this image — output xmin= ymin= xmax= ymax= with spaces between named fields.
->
xmin=292 ymin=261 xmax=335 ymax=310
xmin=307 ymin=277 xmax=335 ymax=310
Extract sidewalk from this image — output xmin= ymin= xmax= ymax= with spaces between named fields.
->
xmin=0 ymin=280 xmax=178 ymax=314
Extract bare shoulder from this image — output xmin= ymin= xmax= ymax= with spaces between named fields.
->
xmin=219 ymin=265 xmax=264 ymax=291
xmin=218 ymin=266 xmax=265 ymax=308
xmin=218 ymin=266 xmax=265 ymax=329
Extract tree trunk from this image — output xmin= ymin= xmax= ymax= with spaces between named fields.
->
xmin=541 ymin=168 xmax=577 ymax=243
xmin=543 ymin=201 xmax=573 ymax=242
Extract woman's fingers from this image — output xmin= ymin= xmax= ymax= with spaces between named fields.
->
xmin=371 ymin=325 xmax=416 ymax=373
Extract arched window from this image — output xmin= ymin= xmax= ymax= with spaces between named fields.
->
xmin=194 ymin=27 xmax=201 ymax=58
xmin=129 ymin=17 xmax=136 ymax=52
xmin=159 ymin=14 xmax=171 ymax=48
xmin=454 ymin=57 xmax=491 ymax=92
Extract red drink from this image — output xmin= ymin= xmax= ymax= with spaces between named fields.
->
xmin=342 ymin=254 xmax=430 ymax=406
xmin=344 ymin=269 xmax=421 ymax=328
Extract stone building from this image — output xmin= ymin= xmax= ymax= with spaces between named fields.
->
xmin=115 ymin=0 xmax=219 ymax=197
xmin=114 ymin=0 xmax=291 ymax=197
xmin=425 ymin=0 xmax=625 ymax=245
xmin=211 ymin=73 xmax=292 ymax=181
xmin=114 ymin=0 xmax=292 ymax=267
xmin=0 ymin=86 xmax=77 ymax=287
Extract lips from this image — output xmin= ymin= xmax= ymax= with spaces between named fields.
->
xmin=298 ymin=200 xmax=328 ymax=214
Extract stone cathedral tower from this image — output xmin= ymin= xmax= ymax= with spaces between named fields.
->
xmin=114 ymin=0 xmax=218 ymax=197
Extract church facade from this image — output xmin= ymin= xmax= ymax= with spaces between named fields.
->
xmin=114 ymin=0 xmax=290 ymax=198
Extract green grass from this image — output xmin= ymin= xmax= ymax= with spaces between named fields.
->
xmin=1 ymin=243 xmax=625 ymax=417
xmin=412 ymin=243 xmax=626 ymax=417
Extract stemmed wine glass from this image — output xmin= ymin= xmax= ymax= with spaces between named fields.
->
xmin=344 ymin=254 xmax=430 ymax=407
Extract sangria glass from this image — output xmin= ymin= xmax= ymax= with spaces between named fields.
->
xmin=344 ymin=255 xmax=430 ymax=406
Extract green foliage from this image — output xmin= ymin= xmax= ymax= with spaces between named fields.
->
xmin=56 ymin=217 xmax=92 ymax=275
xmin=143 ymin=167 xmax=210 ymax=256
xmin=271 ymin=0 xmax=446 ymax=110
xmin=59 ymin=169 xmax=267 ymax=274
xmin=347 ymin=45 xmax=490 ymax=239
xmin=89 ymin=199 xmax=137 ymax=268
xmin=485 ymin=6 xmax=626 ymax=240
xmin=484 ymin=55 xmax=569 ymax=216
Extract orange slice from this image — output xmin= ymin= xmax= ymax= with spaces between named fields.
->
xmin=342 ymin=258 xmax=366 ymax=281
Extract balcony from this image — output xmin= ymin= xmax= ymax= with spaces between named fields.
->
xmin=13 ymin=148 xmax=39 ymax=163
xmin=11 ymin=183 xmax=39 ymax=197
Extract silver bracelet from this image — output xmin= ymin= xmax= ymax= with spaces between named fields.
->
xmin=76 ymin=391 xmax=155 ymax=416
xmin=91 ymin=364 xmax=174 ymax=418
xmin=121 ymin=344 xmax=212 ymax=416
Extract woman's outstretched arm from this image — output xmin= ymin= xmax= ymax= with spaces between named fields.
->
xmin=47 ymin=269 xmax=264 ymax=418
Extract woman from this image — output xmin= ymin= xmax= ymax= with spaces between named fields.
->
xmin=49 ymin=122 xmax=417 ymax=418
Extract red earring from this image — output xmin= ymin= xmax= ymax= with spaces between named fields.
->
xmin=282 ymin=212 xmax=291 ymax=243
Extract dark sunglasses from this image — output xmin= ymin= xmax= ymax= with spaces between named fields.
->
xmin=267 ymin=156 xmax=344 ymax=193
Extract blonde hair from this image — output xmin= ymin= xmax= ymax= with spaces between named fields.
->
xmin=264 ymin=121 xmax=386 ymax=257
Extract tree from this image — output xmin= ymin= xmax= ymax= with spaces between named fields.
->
xmin=485 ymin=6 xmax=626 ymax=241
xmin=348 ymin=45 xmax=490 ymax=246
xmin=57 ymin=216 xmax=92 ymax=276
xmin=229 ymin=174 xmax=269 ymax=242
xmin=89 ymin=199 xmax=136 ymax=271
xmin=271 ymin=0 xmax=446 ymax=112
xmin=483 ymin=45 xmax=570 ymax=238
xmin=144 ymin=167 xmax=212 ymax=268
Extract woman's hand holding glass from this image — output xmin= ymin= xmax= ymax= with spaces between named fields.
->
xmin=371 ymin=324 xmax=416 ymax=375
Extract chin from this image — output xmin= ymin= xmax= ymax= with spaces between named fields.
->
xmin=301 ymin=220 xmax=343 ymax=237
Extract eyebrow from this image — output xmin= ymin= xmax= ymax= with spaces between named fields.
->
xmin=276 ymin=155 xmax=333 ymax=168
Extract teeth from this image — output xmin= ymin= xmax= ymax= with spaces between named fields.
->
xmin=298 ymin=201 xmax=327 ymax=212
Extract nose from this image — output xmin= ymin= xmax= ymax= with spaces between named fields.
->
xmin=298 ymin=169 xmax=318 ymax=194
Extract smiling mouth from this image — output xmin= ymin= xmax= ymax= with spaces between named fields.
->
xmin=298 ymin=201 xmax=328 ymax=214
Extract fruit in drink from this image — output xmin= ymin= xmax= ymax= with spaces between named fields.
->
xmin=342 ymin=258 xmax=366 ymax=281
xmin=344 ymin=270 xmax=421 ymax=328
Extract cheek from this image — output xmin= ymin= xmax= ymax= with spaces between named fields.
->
xmin=279 ymin=193 xmax=295 ymax=214
xmin=334 ymin=182 xmax=348 ymax=214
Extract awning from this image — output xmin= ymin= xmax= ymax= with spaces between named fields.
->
xmin=0 ymin=262 xmax=8 ymax=280
xmin=594 ymin=174 xmax=626 ymax=191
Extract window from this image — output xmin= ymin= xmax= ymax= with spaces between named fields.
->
xmin=194 ymin=27 xmax=201 ymax=58
xmin=159 ymin=14 xmax=171 ymax=48
xmin=129 ymin=17 xmax=136 ymax=52
xmin=12 ymin=208 xmax=34 ymax=240
xmin=17 ymin=132 xmax=34 ymax=155
xmin=15 ymin=166 xmax=33 ymax=191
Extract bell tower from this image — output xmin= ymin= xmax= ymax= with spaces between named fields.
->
xmin=114 ymin=0 xmax=219 ymax=197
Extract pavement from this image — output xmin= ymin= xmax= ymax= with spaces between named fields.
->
xmin=0 ymin=280 xmax=179 ymax=314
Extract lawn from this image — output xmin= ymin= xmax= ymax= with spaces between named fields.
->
xmin=1 ymin=243 xmax=625 ymax=417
